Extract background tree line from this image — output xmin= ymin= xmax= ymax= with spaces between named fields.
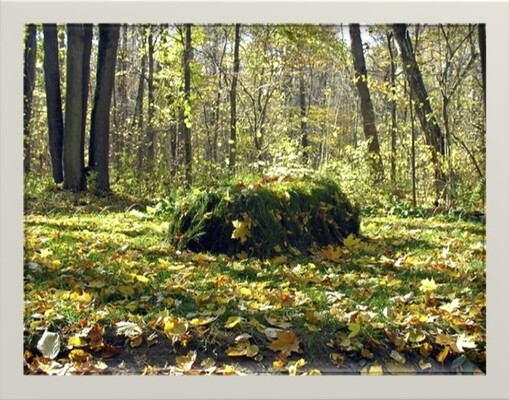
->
xmin=23 ymin=23 xmax=486 ymax=210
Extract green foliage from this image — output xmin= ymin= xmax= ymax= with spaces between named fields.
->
xmin=167 ymin=177 xmax=360 ymax=258
xmin=23 ymin=181 xmax=486 ymax=375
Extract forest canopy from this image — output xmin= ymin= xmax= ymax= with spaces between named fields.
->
xmin=23 ymin=23 xmax=486 ymax=210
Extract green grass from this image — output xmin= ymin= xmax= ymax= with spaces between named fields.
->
xmin=23 ymin=188 xmax=486 ymax=375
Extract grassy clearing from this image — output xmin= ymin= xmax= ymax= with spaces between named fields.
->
xmin=23 ymin=190 xmax=486 ymax=375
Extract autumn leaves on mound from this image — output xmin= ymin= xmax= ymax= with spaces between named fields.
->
xmin=168 ymin=176 xmax=360 ymax=258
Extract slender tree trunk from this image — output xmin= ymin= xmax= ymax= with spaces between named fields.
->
xmin=478 ymin=24 xmax=486 ymax=112
xmin=229 ymin=24 xmax=240 ymax=172
xmin=145 ymin=26 xmax=156 ymax=170
xmin=387 ymin=32 xmax=398 ymax=194
xmin=393 ymin=23 xmax=446 ymax=199
xmin=23 ymin=24 xmax=37 ymax=175
xmin=299 ymin=68 xmax=309 ymax=164
xmin=63 ymin=24 xmax=87 ymax=192
xmin=349 ymin=24 xmax=383 ymax=179
xmin=410 ymin=94 xmax=417 ymax=208
xmin=89 ymin=24 xmax=120 ymax=193
xmin=133 ymin=29 xmax=146 ymax=171
xmin=81 ymin=24 xmax=93 ymax=172
xmin=43 ymin=24 xmax=64 ymax=183
xmin=183 ymin=24 xmax=193 ymax=183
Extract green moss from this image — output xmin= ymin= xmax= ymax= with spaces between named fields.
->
xmin=168 ymin=177 xmax=360 ymax=258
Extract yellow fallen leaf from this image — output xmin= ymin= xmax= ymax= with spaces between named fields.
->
xmin=268 ymin=331 xmax=300 ymax=355
xmin=330 ymin=353 xmax=345 ymax=366
xmin=118 ymin=285 xmax=134 ymax=297
xmin=420 ymin=278 xmax=437 ymax=293
xmin=231 ymin=216 xmax=252 ymax=244
xmin=129 ymin=335 xmax=143 ymax=348
xmin=321 ymin=245 xmax=343 ymax=261
xmin=70 ymin=291 xmax=93 ymax=303
xmin=361 ymin=348 xmax=374 ymax=359
xmin=67 ymin=336 xmax=87 ymax=349
xmin=164 ymin=317 xmax=188 ymax=338
xmin=343 ymin=234 xmax=361 ymax=251
xmin=420 ymin=342 xmax=433 ymax=358
xmin=347 ymin=322 xmax=361 ymax=339
xmin=189 ymin=316 xmax=217 ymax=327
xmin=439 ymin=298 xmax=460 ymax=313
xmin=361 ymin=363 xmax=383 ymax=375
xmin=224 ymin=316 xmax=243 ymax=329
xmin=176 ymin=350 xmax=196 ymax=371
xmin=69 ymin=349 xmax=92 ymax=363
xmin=437 ymin=346 xmax=450 ymax=363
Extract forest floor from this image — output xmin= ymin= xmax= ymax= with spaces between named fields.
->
xmin=23 ymin=189 xmax=486 ymax=376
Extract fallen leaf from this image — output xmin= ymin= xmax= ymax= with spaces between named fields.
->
xmin=390 ymin=350 xmax=406 ymax=364
xmin=67 ymin=336 xmax=87 ymax=349
xmin=129 ymin=335 xmax=143 ymax=348
xmin=343 ymin=234 xmax=361 ymax=251
xmin=115 ymin=321 xmax=143 ymax=337
xmin=231 ymin=216 xmax=252 ymax=244
xmin=175 ymin=350 xmax=197 ymax=371
xmin=439 ymin=298 xmax=461 ymax=313
xmin=347 ymin=322 xmax=361 ymax=339
xmin=189 ymin=316 xmax=217 ymax=327
xmin=224 ymin=316 xmax=243 ymax=329
xmin=437 ymin=346 xmax=450 ymax=363
xmin=419 ymin=278 xmax=437 ymax=293
xmin=268 ymin=331 xmax=301 ymax=355
xmin=69 ymin=349 xmax=92 ymax=363
xmin=330 ymin=353 xmax=345 ymax=366
xmin=37 ymin=330 xmax=61 ymax=359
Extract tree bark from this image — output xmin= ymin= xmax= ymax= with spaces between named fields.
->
xmin=229 ymin=24 xmax=240 ymax=172
xmin=387 ymin=32 xmax=398 ymax=193
xmin=81 ymin=24 xmax=93 ymax=171
xmin=146 ymin=25 xmax=155 ymax=169
xmin=478 ymin=24 xmax=486 ymax=111
xmin=183 ymin=24 xmax=193 ymax=183
xmin=393 ymin=23 xmax=446 ymax=198
xmin=23 ymin=24 xmax=37 ymax=175
xmin=349 ymin=24 xmax=383 ymax=179
xmin=43 ymin=24 xmax=64 ymax=183
xmin=299 ymin=68 xmax=309 ymax=164
xmin=89 ymin=24 xmax=120 ymax=193
xmin=63 ymin=24 xmax=87 ymax=192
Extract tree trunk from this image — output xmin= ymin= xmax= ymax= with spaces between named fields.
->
xmin=43 ymin=24 xmax=64 ymax=183
xmin=387 ymin=32 xmax=398 ymax=193
xmin=183 ymin=24 xmax=193 ymax=183
xmin=89 ymin=24 xmax=120 ymax=193
xmin=229 ymin=24 xmax=240 ymax=172
xmin=393 ymin=23 xmax=446 ymax=199
xmin=81 ymin=24 xmax=93 ymax=170
xmin=23 ymin=24 xmax=37 ymax=175
xmin=478 ymin=24 xmax=486 ymax=111
xmin=63 ymin=24 xmax=87 ymax=192
xmin=299 ymin=68 xmax=309 ymax=164
xmin=349 ymin=24 xmax=383 ymax=179
xmin=133 ymin=28 xmax=146 ymax=171
xmin=146 ymin=25 xmax=155 ymax=170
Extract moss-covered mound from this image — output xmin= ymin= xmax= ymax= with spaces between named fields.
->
xmin=168 ymin=177 xmax=360 ymax=258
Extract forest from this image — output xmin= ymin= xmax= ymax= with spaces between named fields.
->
xmin=23 ymin=23 xmax=486 ymax=375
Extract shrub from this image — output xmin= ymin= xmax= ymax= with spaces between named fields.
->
xmin=168 ymin=176 xmax=360 ymax=258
